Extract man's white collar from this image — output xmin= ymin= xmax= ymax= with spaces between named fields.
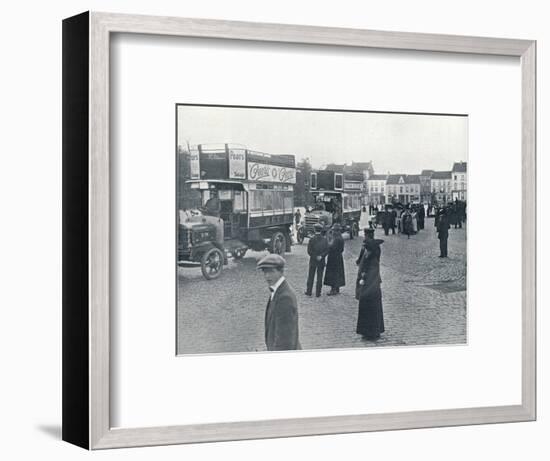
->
xmin=270 ymin=276 xmax=285 ymax=299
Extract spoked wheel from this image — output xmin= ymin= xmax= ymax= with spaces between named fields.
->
xmin=200 ymin=247 xmax=224 ymax=280
xmin=270 ymin=231 xmax=286 ymax=255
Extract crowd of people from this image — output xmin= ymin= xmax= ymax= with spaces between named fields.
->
xmin=258 ymin=199 xmax=466 ymax=351
xmin=257 ymin=223 xmax=386 ymax=351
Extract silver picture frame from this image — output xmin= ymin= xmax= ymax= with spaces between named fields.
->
xmin=62 ymin=11 xmax=536 ymax=449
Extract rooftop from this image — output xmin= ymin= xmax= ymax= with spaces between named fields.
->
xmin=405 ymin=175 xmax=421 ymax=184
xmin=452 ymin=161 xmax=467 ymax=173
xmin=431 ymin=171 xmax=452 ymax=180
xmin=369 ymin=174 xmax=388 ymax=180
xmin=386 ymin=174 xmax=406 ymax=185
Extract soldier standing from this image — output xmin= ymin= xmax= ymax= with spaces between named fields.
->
xmin=305 ymin=223 xmax=329 ymax=297
xmin=437 ymin=208 xmax=451 ymax=257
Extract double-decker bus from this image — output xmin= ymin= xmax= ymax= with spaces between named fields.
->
xmin=178 ymin=144 xmax=295 ymax=279
xmin=297 ymin=169 xmax=362 ymax=243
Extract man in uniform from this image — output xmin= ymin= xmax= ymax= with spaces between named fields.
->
xmin=305 ymin=223 xmax=329 ymax=297
xmin=437 ymin=208 xmax=451 ymax=257
xmin=257 ymin=254 xmax=301 ymax=351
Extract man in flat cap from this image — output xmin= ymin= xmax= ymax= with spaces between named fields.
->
xmin=305 ymin=223 xmax=329 ymax=297
xmin=257 ymin=254 xmax=301 ymax=351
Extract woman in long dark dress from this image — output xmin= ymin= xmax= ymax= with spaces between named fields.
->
xmin=324 ymin=224 xmax=345 ymax=295
xmin=356 ymin=238 xmax=385 ymax=340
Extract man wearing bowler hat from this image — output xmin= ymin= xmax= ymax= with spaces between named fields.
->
xmin=305 ymin=223 xmax=329 ymax=297
xmin=257 ymin=254 xmax=301 ymax=351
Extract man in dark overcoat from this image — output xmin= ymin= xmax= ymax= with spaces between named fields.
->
xmin=324 ymin=224 xmax=345 ymax=295
xmin=437 ymin=208 xmax=451 ymax=257
xmin=257 ymin=254 xmax=301 ymax=351
xmin=305 ymin=223 xmax=329 ymax=297
xmin=382 ymin=209 xmax=395 ymax=235
xmin=417 ymin=204 xmax=425 ymax=230
xmin=356 ymin=238 xmax=385 ymax=340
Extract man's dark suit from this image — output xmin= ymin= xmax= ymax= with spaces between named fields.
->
xmin=306 ymin=234 xmax=329 ymax=296
xmin=437 ymin=214 xmax=450 ymax=257
xmin=265 ymin=279 xmax=301 ymax=351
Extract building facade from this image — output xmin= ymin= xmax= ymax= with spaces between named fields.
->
xmin=420 ymin=169 xmax=435 ymax=204
xmin=404 ymin=175 xmax=421 ymax=203
xmin=385 ymin=174 xmax=420 ymax=204
xmin=451 ymin=161 xmax=467 ymax=201
xmin=431 ymin=171 xmax=453 ymax=204
xmin=367 ymin=174 xmax=387 ymax=205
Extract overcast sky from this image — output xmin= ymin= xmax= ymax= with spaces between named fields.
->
xmin=177 ymin=105 xmax=468 ymax=174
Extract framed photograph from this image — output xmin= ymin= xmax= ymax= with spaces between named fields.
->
xmin=62 ymin=11 xmax=536 ymax=449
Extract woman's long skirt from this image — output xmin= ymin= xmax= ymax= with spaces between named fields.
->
xmin=356 ymin=290 xmax=385 ymax=339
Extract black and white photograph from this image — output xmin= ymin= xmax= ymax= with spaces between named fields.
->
xmin=176 ymin=104 xmax=468 ymax=354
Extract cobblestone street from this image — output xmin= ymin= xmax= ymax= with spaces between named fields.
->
xmin=177 ymin=215 xmax=466 ymax=354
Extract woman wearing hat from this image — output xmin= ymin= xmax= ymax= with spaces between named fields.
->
xmin=355 ymin=238 xmax=385 ymax=340
xmin=323 ymin=224 xmax=345 ymax=295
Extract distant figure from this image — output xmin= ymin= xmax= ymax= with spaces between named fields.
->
xmin=305 ymin=223 xmax=329 ymax=297
xmin=437 ymin=208 xmax=451 ymax=257
xmin=417 ymin=204 xmax=425 ymax=230
xmin=324 ymin=224 xmax=345 ymax=295
xmin=257 ymin=254 xmax=301 ymax=351
xmin=356 ymin=238 xmax=385 ymax=340
xmin=402 ymin=209 xmax=414 ymax=239
xmin=382 ymin=210 xmax=395 ymax=236
xmin=294 ymin=208 xmax=302 ymax=228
